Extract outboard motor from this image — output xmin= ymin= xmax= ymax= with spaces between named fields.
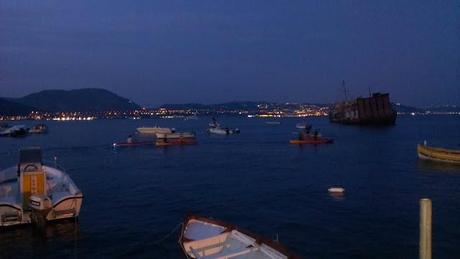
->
xmin=29 ymin=195 xmax=52 ymax=228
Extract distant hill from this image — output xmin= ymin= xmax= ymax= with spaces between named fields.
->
xmin=160 ymin=101 xmax=263 ymax=111
xmin=159 ymin=103 xmax=210 ymax=110
xmin=0 ymin=98 xmax=35 ymax=115
xmin=392 ymin=103 xmax=423 ymax=113
xmin=12 ymin=88 xmax=140 ymax=112
xmin=425 ymin=105 xmax=460 ymax=113
xmin=212 ymin=101 xmax=262 ymax=111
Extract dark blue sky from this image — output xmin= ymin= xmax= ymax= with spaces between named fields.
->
xmin=1 ymin=1 xmax=459 ymax=107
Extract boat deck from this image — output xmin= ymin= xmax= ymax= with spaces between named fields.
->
xmin=1 ymin=165 xmax=82 ymax=227
xmin=182 ymin=219 xmax=289 ymax=259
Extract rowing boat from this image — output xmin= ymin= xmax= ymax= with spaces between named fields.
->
xmin=417 ymin=144 xmax=460 ymax=164
xmin=179 ymin=214 xmax=299 ymax=259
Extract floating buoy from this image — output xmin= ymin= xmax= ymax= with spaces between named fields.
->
xmin=328 ymin=187 xmax=345 ymax=193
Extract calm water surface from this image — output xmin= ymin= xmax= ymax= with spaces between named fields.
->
xmin=0 ymin=116 xmax=459 ymax=258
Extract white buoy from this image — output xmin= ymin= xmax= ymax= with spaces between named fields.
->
xmin=328 ymin=187 xmax=345 ymax=194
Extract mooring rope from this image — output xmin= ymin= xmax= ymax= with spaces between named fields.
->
xmin=152 ymin=222 xmax=183 ymax=245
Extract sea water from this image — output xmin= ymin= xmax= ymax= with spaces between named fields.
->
xmin=0 ymin=116 xmax=459 ymax=258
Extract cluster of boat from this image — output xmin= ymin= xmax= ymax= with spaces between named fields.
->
xmin=114 ymin=126 xmax=197 ymax=147
xmin=114 ymin=118 xmax=240 ymax=148
xmin=0 ymin=123 xmax=48 ymax=137
xmin=1 ymin=120 xmax=459 ymax=258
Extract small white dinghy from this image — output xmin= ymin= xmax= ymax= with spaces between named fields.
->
xmin=328 ymin=187 xmax=345 ymax=194
xmin=179 ymin=215 xmax=299 ymax=259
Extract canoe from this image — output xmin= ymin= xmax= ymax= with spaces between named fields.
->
xmin=155 ymin=138 xmax=197 ymax=147
xmin=290 ymin=138 xmax=333 ymax=145
xmin=179 ymin=214 xmax=299 ymax=259
xmin=417 ymin=144 xmax=460 ymax=164
xmin=113 ymin=141 xmax=155 ymax=147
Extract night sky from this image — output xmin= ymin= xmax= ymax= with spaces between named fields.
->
xmin=1 ymin=1 xmax=459 ymax=107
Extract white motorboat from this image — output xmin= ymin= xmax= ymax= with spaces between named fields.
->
xmin=296 ymin=123 xmax=310 ymax=129
xmin=137 ymin=126 xmax=175 ymax=135
xmin=179 ymin=214 xmax=299 ymax=259
xmin=156 ymin=132 xmax=196 ymax=139
xmin=29 ymin=124 xmax=48 ymax=134
xmin=0 ymin=125 xmax=28 ymax=137
xmin=208 ymin=127 xmax=240 ymax=135
xmin=208 ymin=118 xmax=240 ymax=135
xmin=0 ymin=147 xmax=83 ymax=228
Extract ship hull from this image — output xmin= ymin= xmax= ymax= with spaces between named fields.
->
xmin=329 ymin=92 xmax=397 ymax=126
xmin=329 ymin=112 xmax=396 ymax=126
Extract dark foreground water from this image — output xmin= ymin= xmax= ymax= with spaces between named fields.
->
xmin=0 ymin=116 xmax=459 ymax=258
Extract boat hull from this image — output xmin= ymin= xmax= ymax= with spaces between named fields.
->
xmin=137 ymin=127 xmax=173 ymax=135
xmin=208 ymin=127 xmax=240 ymax=135
xmin=329 ymin=92 xmax=397 ymax=126
xmin=417 ymin=144 xmax=460 ymax=164
xmin=47 ymin=195 xmax=83 ymax=221
xmin=113 ymin=141 xmax=155 ymax=147
xmin=290 ymin=138 xmax=333 ymax=145
xmin=1 ymin=158 xmax=83 ymax=229
xmin=155 ymin=138 xmax=197 ymax=147
xmin=0 ymin=204 xmax=28 ymax=227
xmin=179 ymin=214 xmax=299 ymax=259
xmin=155 ymin=132 xmax=195 ymax=139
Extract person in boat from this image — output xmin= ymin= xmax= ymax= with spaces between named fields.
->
xmin=299 ymin=125 xmax=312 ymax=140
xmin=127 ymin=135 xmax=133 ymax=144
xmin=313 ymin=130 xmax=318 ymax=140
xmin=211 ymin=117 xmax=218 ymax=128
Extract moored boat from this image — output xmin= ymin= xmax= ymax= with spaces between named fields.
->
xmin=208 ymin=127 xmax=240 ymax=135
xmin=179 ymin=214 xmax=299 ymax=259
xmin=137 ymin=126 xmax=174 ymax=135
xmin=290 ymin=126 xmax=333 ymax=145
xmin=29 ymin=124 xmax=48 ymax=134
xmin=0 ymin=125 xmax=28 ymax=137
xmin=329 ymin=82 xmax=396 ymax=126
xmin=290 ymin=138 xmax=333 ymax=145
xmin=295 ymin=123 xmax=309 ymax=129
xmin=208 ymin=118 xmax=240 ymax=135
xmin=0 ymin=147 xmax=83 ymax=228
xmin=155 ymin=138 xmax=197 ymax=147
xmin=156 ymin=132 xmax=196 ymax=139
xmin=113 ymin=141 xmax=155 ymax=147
xmin=417 ymin=143 xmax=460 ymax=164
